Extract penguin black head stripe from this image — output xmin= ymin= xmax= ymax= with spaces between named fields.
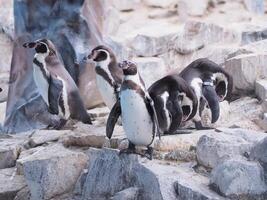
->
xmin=88 ymin=45 xmax=115 ymax=62
xmin=119 ymin=61 xmax=138 ymax=76
xmin=0 ymin=88 xmax=2 ymax=92
xmin=23 ymin=39 xmax=56 ymax=56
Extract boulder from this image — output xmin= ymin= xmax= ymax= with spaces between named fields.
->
xmin=0 ymin=73 xmax=9 ymax=103
xmin=0 ymin=102 xmax=6 ymax=124
xmin=143 ymin=0 xmax=177 ymax=8
xmin=20 ymin=144 xmax=88 ymax=200
xmin=103 ymin=6 xmax=121 ymax=36
xmin=255 ymin=79 xmax=267 ymax=101
xmin=225 ymin=53 xmax=267 ymax=94
xmin=164 ymin=149 xmax=196 ymax=162
xmin=74 ymin=148 xmax=179 ymax=200
xmin=196 ymin=132 xmax=251 ymax=168
xmin=239 ymin=23 xmax=267 ymax=45
xmin=250 ymin=137 xmax=267 ymax=180
xmin=127 ymin=23 xmax=179 ymax=57
xmin=61 ymin=123 xmax=124 ymax=148
xmin=112 ymin=0 xmax=141 ymax=11
xmin=132 ymin=57 xmax=168 ymax=87
xmin=0 ymin=168 xmax=27 ymax=200
xmin=111 ymin=187 xmax=139 ymax=200
xmin=177 ymin=0 xmax=208 ymax=17
xmin=0 ymin=31 xmax=13 ymax=74
xmin=87 ymin=106 xmax=110 ymax=119
xmin=210 ymin=159 xmax=267 ymax=198
xmin=243 ymin=0 xmax=264 ymax=14
xmin=14 ymin=187 xmax=30 ymax=200
xmin=28 ymin=130 xmax=71 ymax=148
xmin=263 ymin=100 xmax=267 ymax=112
xmin=0 ymin=138 xmax=24 ymax=169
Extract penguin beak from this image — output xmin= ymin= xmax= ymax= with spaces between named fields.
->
xmin=202 ymin=85 xmax=220 ymax=123
xmin=119 ymin=61 xmax=129 ymax=70
xmin=23 ymin=42 xmax=37 ymax=48
xmin=87 ymin=50 xmax=98 ymax=60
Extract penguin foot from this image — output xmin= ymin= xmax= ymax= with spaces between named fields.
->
xmin=53 ymin=119 xmax=67 ymax=130
xmin=143 ymin=147 xmax=153 ymax=160
xmin=194 ymin=121 xmax=214 ymax=130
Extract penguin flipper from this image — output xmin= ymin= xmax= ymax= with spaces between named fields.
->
xmin=167 ymin=92 xmax=183 ymax=134
xmin=106 ymin=100 xmax=121 ymax=139
xmin=48 ymin=77 xmax=63 ymax=114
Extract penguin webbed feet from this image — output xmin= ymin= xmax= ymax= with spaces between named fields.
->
xmin=194 ymin=121 xmax=213 ymax=130
xmin=49 ymin=118 xmax=67 ymax=130
xmin=119 ymin=142 xmax=153 ymax=160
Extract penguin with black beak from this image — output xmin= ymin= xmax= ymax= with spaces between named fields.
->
xmin=106 ymin=60 xmax=159 ymax=160
xmin=179 ymin=58 xmax=233 ymax=130
xmin=148 ymin=74 xmax=198 ymax=134
xmin=23 ymin=39 xmax=92 ymax=125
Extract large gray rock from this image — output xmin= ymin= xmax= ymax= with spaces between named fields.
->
xmin=0 ymin=138 xmax=24 ymax=169
xmin=197 ymin=129 xmax=267 ymax=169
xmin=225 ymin=53 xmax=267 ymax=94
xmin=132 ymin=57 xmax=168 ymax=87
xmin=20 ymin=144 xmax=88 ymax=200
xmin=127 ymin=23 xmax=179 ymax=57
xmin=255 ymin=79 xmax=267 ymax=101
xmin=143 ymin=0 xmax=177 ymax=8
xmin=244 ymin=0 xmax=264 ymax=14
xmin=111 ymin=187 xmax=139 ymax=200
xmin=210 ymin=159 xmax=267 ymax=198
xmin=112 ymin=0 xmax=141 ymax=11
xmin=74 ymin=148 xmax=179 ymax=200
xmin=0 ymin=168 xmax=27 ymax=200
xmin=250 ymin=137 xmax=267 ymax=180
xmin=0 ymin=73 xmax=9 ymax=103
xmin=177 ymin=0 xmax=208 ymax=16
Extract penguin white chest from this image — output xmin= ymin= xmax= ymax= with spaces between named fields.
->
xmin=96 ymin=74 xmax=117 ymax=110
xmin=33 ymin=64 xmax=49 ymax=105
xmin=120 ymin=89 xmax=154 ymax=146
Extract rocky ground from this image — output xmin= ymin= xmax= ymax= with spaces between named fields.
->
xmin=0 ymin=0 xmax=267 ymax=200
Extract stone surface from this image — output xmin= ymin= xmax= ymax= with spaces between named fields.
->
xmin=0 ymin=102 xmax=6 ymax=124
xmin=255 ymin=79 xmax=267 ymax=101
xmin=14 ymin=187 xmax=30 ymax=200
xmin=0 ymin=168 xmax=27 ymax=200
xmin=0 ymin=73 xmax=9 ymax=103
xmin=225 ymin=53 xmax=267 ymax=94
xmin=196 ymin=132 xmax=251 ymax=168
xmin=112 ymin=0 xmax=141 ymax=11
xmin=111 ymin=187 xmax=139 ymax=200
xmin=75 ymin=148 xmax=179 ymax=200
xmin=244 ymin=0 xmax=264 ymax=14
xmin=28 ymin=130 xmax=71 ymax=148
xmin=61 ymin=123 xmax=124 ymax=148
xmin=143 ymin=0 xmax=177 ymax=8
xmin=0 ymin=30 xmax=13 ymax=74
xmin=262 ymin=99 xmax=267 ymax=112
xmin=20 ymin=144 xmax=88 ymax=200
xmin=127 ymin=23 xmax=179 ymax=57
xmin=87 ymin=106 xmax=110 ymax=119
xmin=210 ymin=159 xmax=267 ymax=198
xmin=0 ymin=138 xmax=24 ymax=169
xmin=174 ymin=164 xmax=226 ymax=200
xmin=164 ymin=149 xmax=196 ymax=162
xmin=133 ymin=57 xmax=168 ymax=87
xmin=178 ymin=0 xmax=208 ymax=16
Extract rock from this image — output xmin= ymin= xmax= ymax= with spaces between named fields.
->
xmin=0 ymin=102 xmax=6 ymax=124
xmin=196 ymin=132 xmax=251 ymax=168
xmin=127 ymin=23 xmax=179 ymax=57
xmin=210 ymin=159 xmax=267 ymax=198
xmin=28 ymin=130 xmax=71 ymax=148
xmin=250 ymin=137 xmax=267 ymax=179
xmin=61 ymin=123 xmax=124 ymax=148
xmin=0 ymin=31 xmax=12 ymax=74
xmin=174 ymin=37 xmax=204 ymax=55
xmin=143 ymin=0 xmax=177 ymax=8
xmin=178 ymin=0 xmax=208 ymax=16
xmin=225 ymin=53 xmax=267 ymax=94
xmin=112 ymin=0 xmax=141 ymax=11
xmin=103 ymin=6 xmax=121 ymax=36
xmin=174 ymin=163 xmax=226 ymax=200
xmin=111 ymin=187 xmax=139 ymax=200
xmin=263 ymin=99 xmax=267 ymax=112
xmin=255 ymin=79 xmax=267 ymax=101
xmin=132 ymin=57 xmax=168 ymax=87
xmin=153 ymin=130 xmax=215 ymax=152
xmin=164 ymin=149 xmax=196 ymax=162
xmin=87 ymin=106 xmax=110 ymax=119
xmin=244 ymin=0 xmax=264 ymax=14
xmin=0 ymin=138 xmax=23 ymax=169
xmin=74 ymin=148 xmax=179 ymax=200
xmin=148 ymin=9 xmax=177 ymax=19
xmin=0 ymin=73 xmax=9 ymax=102
xmin=0 ymin=168 xmax=27 ymax=200
xmin=20 ymin=144 xmax=88 ymax=200
xmin=239 ymin=23 xmax=267 ymax=45
xmin=14 ymin=187 xmax=30 ymax=200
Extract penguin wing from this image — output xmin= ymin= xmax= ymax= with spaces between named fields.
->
xmin=106 ymin=99 xmax=121 ymax=139
xmin=48 ymin=76 xmax=63 ymax=114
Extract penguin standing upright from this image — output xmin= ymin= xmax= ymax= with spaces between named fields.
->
xmin=23 ymin=39 xmax=92 ymax=124
xmin=179 ymin=58 xmax=233 ymax=129
xmin=87 ymin=45 xmax=123 ymax=109
xmin=106 ymin=61 xmax=159 ymax=160
xmin=148 ymin=74 xmax=198 ymax=134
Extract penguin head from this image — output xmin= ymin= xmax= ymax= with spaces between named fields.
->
xmin=23 ymin=39 xmax=56 ymax=57
xmin=87 ymin=45 xmax=115 ymax=63
xmin=119 ymin=60 xmax=137 ymax=76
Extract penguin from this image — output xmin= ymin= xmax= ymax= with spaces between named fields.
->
xmin=148 ymin=74 xmax=198 ymax=134
xmin=86 ymin=45 xmax=123 ymax=110
xmin=23 ymin=39 xmax=92 ymax=124
xmin=106 ymin=60 xmax=159 ymax=160
xmin=179 ymin=58 xmax=233 ymax=130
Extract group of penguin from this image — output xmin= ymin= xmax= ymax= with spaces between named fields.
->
xmin=23 ymin=39 xmax=233 ymax=160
